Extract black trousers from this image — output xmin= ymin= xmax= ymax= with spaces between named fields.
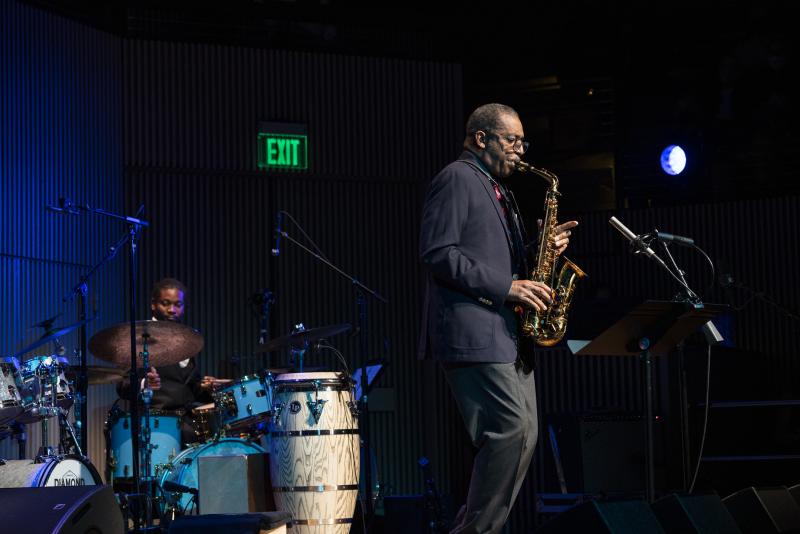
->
xmin=443 ymin=360 xmax=538 ymax=534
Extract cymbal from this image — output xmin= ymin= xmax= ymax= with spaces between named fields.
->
xmin=89 ymin=320 xmax=204 ymax=368
xmin=254 ymin=323 xmax=351 ymax=353
xmin=79 ymin=365 xmax=126 ymax=385
xmin=10 ymin=315 xmax=97 ymax=359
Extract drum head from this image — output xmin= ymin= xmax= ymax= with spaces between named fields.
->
xmin=273 ymin=371 xmax=351 ymax=392
xmin=275 ymin=371 xmax=341 ymax=382
xmin=0 ymin=456 xmax=102 ymax=487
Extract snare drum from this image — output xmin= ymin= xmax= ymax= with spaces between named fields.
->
xmin=0 ymin=455 xmax=102 ymax=487
xmin=269 ymin=372 xmax=359 ymax=533
xmin=0 ymin=357 xmax=25 ymax=425
xmin=108 ymin=410 xmax=182 ymax=480
xmin=159 ymin=437 xmax=266 ymax=515
xmin=191 ymin=403 xmax=221 ymax=443
xmin=215 ymin=374 xmax=273 ymax=434
xmin=17 ymin=355 xmax=73 ymax=423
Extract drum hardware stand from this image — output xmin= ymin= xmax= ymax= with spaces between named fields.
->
xmin=252 ymin=288 xmax=276 ymax=370
xmin=272 ymin=402 xmax=285 ymax=425
xmin=272 ymin=220 xmax=388 ymax=527
xmin=289 ymin=323 xmax=308 ymax=372
xmin=57 ymin=407 xmax=84 ymax=457
xmin=138 ymin=334 xmax=157 ymax=530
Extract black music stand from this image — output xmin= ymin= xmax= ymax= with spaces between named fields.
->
xmin=572 ymin=300 xmax=727 ymax=503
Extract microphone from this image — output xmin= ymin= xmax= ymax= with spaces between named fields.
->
xmin=655 ymin=231 xmax=695 ymax=246
xmin=162 ymin=480 xmax=198 ymax=495
xmin=609 ymin=216 xmax=660 ymax=259
xmin=47 ymin=198 xmax=80 ymax=215
xmin=271 ymin=212 xmax=283 ymax=256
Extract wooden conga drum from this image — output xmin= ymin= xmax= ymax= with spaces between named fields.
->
xmin=269 ymin=372 xmax=359 ymax=533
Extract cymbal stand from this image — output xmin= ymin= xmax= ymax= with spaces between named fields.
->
xmin=290 ymin=323 xmax=308 ymax=372
xmin=273 ymin=222 xmax=387 ymax=526
xmin=139 ymin=333 xmax=155 ymax=528
xmin=253 ymin=289 xmax=276 ymax=370
xmin=35 ymin=368 xmax=59 ymax=460
xmin=57 ymin=407 xmax=83 ymax=457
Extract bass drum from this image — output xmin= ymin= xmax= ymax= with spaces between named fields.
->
xmin=0 ymin=456 xmax=102 ymax=487
xmin=159 ymin=438 xmax=266 ymax=515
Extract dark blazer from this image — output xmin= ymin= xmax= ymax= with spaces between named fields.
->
xmin=418 ymin=150 xmax=520 ymax=363
xmin=117 ymin=358 xmax=208 ymax=411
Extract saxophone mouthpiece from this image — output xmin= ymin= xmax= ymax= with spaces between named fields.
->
xmin=516 ymin=161 xmax=531 ymax=172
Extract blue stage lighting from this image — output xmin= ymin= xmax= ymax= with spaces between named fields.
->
xmin=661 ymin=145 xmax=686 ymax=175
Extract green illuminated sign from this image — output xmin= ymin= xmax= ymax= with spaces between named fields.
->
xmin=257 ymin=133 xmax=308 ymax=170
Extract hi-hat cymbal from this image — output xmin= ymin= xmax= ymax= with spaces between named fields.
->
xmin=89 ymin=320 xmax=204 ymax=368
xmin=254 ymin=323 xmax=351 ymax=353
xmin=10 ymin=315 xmax=97 ymax=359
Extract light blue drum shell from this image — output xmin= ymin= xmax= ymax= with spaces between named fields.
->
xmin=109 ymin=411 xmax=182 ymax=479
xmin=216 ymin=375 xmax=273 ymax=429
xmin=159 ymin=437 xmax=266 ymax=515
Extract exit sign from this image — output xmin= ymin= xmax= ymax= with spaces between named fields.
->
xmin=257 ymin=133 xmax=307 ymax=170
xmin=257 ymin=122 xmax=308 ymax=170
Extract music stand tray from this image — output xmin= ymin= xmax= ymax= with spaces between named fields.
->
xmin=573 ymin=300 xmax=727 ymax=502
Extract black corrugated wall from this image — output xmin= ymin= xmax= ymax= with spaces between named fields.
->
xmin=121 ymin=38 xmax=467 ymax=500
xmin=0 ymin=0 xmax=124 ymax=476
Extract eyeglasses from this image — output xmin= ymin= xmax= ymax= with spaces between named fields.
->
xmin=486 ymin=132 xmax=530 ymax=154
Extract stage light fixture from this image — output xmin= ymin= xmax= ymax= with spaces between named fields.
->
xmin=661 ymin=145 xmax=686 ymax=175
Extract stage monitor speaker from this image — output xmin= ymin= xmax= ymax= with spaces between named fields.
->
xmin=723 ymin=486 xmax=800 ymax=533
xmin=548 ymin=414 xmax=664 ymax=493
xmin=651 ymin=493 xmax=742 ymax=533
xmin=537 ymin=499 xmax=666 ymax=533
xmin=0 ymin=484 xmax=124 ymax=534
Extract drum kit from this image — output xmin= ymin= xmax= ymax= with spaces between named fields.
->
xmin=92 ymin=320 xmax=360 ymax=532
xmin=0 ymin=316 xmax=363 ymax=532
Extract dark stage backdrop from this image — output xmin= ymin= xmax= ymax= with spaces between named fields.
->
xmin=121 ymin=38 xmax=467 ymax=500
xmin=0 ymin=0 xmax=124 ymax=475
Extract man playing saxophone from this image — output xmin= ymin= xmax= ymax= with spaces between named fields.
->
xmin=418 ymin=103 xmax=577 ymax=533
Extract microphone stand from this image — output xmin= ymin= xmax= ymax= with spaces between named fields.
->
xmin=49 ymin=200 xmax=149 ymax=533
xmin=627 ymin=227 xmax=723 ymax=496
xmin=274 ymin=227 xmax=387 ymax=527
xmin=60 ymin=229 xmax=131 ymax=453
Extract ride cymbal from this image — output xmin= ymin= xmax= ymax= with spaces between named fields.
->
xmin=89 ymin=320 xmax=204 ymax=368
xmin=254 ymin=323 xmax=351 ymax=353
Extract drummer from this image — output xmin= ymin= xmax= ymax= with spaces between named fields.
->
xmin=116 ymin=277 xmax=216 ymax=444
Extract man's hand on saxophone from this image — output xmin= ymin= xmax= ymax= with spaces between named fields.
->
xmin=538 ymin=219 xmax=579 ymax=256
xmin=507 ymin=280 xmax=554 ymax=312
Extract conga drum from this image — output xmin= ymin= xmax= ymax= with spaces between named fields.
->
xmin=269 ymin=372 xmax=359 ymax=533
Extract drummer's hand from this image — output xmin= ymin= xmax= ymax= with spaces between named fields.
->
xmin=146 ymin=367 xmax=161 ymax=390
xmin=200 ymin=375 xmax=217 ymax=391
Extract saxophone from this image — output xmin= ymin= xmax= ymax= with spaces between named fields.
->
xmin=515 ymin=161 xmax=586 ymax=346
